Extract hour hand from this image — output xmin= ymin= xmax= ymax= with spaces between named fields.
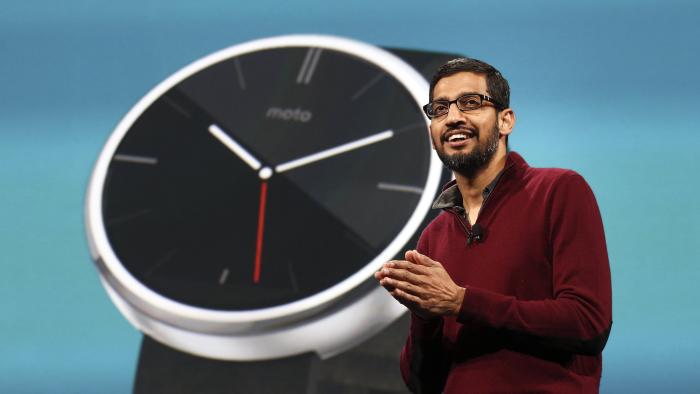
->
xmin=208 ymin=124 xmax=262 ymax=171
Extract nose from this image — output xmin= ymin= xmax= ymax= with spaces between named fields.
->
xmin=444 ymin=101 xmax=466 ymax=125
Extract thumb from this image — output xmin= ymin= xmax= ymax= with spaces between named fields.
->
xmin=406 ymin=250 xmax=437 ymax=267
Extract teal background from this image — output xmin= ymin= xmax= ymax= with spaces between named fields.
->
xmin=1 ymin=0 xmax=698 ymax=392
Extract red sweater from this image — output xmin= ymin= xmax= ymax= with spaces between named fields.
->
xmin=401 ymin=152 xmax=612 ymax=393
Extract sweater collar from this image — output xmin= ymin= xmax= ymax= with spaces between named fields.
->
xmin=432 ymin=151 xmax=528 ymax=210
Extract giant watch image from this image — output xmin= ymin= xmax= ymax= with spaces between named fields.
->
xmin=86 ymin=34 xmax=447 ymax=361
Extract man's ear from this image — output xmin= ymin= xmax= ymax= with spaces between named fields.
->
xmin=498 ymin=108 xmax=515 ymax=137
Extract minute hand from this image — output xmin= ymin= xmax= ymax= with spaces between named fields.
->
xmin=275 ymin=129 xmax=394 ymax=174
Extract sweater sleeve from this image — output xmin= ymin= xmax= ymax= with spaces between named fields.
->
xmin=457 ymin=172 xmax=612 ymax=355
xmin=399 ymin=231 xmax=451 ymax=393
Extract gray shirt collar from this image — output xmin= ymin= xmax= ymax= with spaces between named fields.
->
xmin=432 ymin=171 xmax=504 ymax=212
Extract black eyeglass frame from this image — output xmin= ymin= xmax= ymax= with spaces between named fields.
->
xmin=422 ymin=93 xmax=505 ymax=119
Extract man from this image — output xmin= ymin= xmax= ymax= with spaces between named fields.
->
xmin=375 ymin=58 xmax=612 ymax=393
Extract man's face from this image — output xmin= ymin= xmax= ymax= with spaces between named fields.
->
xmin=429 ymin=71 xmax=501 ymax=177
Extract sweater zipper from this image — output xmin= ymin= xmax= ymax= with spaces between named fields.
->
xmin=448 ymin=209 xmax=474 ymax=246
xmin=450 ymin=160 xmax=515 ymax=246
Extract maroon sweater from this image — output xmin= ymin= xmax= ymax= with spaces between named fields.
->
xmin=400 ymin=152 xmax=612 ymax=394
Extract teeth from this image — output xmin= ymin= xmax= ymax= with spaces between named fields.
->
xmin=448 ymin=133 xmax=467 ymax=142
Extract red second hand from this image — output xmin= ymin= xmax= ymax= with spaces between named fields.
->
xmin=253 ymin=181 xmax=268 ymax=283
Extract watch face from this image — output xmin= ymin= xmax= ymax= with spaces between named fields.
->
xmin=97 ymin=38 xmax=438 ymax=311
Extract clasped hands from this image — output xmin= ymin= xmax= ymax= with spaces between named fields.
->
xmin=374 ymin=250 xmax=465 ymax=319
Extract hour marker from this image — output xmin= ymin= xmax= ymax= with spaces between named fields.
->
xmin=106 ymin=209 xmax=152 ymax=227
xmin=296 ymin=49 xmax=313 ymax=83
xmin=162 ymin=95 xmax=192 ymax=118
xmin=287 ymin=263 xmax=299 ymax=293
xmin=113 ymin=154 xmax=158 ymax=165
xmin=296 ymin=48 xmax=322 ymax=85
xmin=377 ymin=182 xmax=424 ymax=195
xmin=219 ymin=268 xmax=230 ymax=285
xmin=351 ymin=73 xmax=384 ymax=101
xmin=233 ymin=58 xmax=246 ymax=90
xmin=143 ymin=248 xmax=178 ymax=278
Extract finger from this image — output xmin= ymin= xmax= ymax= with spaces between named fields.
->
xmin=375 ymin=264 xmax=395 ymax=279
xmin=381 ymin=277 xmax=422 ymax=298
xmin=391 ymin=287 xmax=423 ymax=305
xmin=411 ymin=250 xmax=440 ymax=267
xmin=405 ymin=250 xmax=417 ymax=262
xmin=381 ymin=267 xmax=425 ymax=286
xmin=404 ymin=250 xmax=426 ymax=265
xmin=384 ymin=259 xmax=409 ymax=270
xmin=387 ymin=260 xmax=430 ymax=276
xmin=405 ymin=250 xmax=429 ymax=265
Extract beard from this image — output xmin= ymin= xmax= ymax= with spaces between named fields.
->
xmin=436 ymin=124 xmax=500 ymax=178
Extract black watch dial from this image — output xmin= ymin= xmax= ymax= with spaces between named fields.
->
xmin=102 ymin=46 xmax=432 ymax=310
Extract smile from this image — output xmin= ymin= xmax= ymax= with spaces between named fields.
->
xmin=448 ymin=133 xmax=469 ymax=142
xmin=443 ymin=129 xmax=475 ymax=145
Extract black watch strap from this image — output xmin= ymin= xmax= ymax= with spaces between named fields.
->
xmin=385 ymin=47 xmax=462 ymax=81
xmin=134 ymin=335 xmax=321 ymax=394
xmin=133 ymin=314 xmax=413 ymax=394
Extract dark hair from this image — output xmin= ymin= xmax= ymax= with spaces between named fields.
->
xmin=429 ymin=57 xmax=510 ymax=109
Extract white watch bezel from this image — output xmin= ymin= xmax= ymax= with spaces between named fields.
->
xmin=86 ymin=34 xmax=443 ymax=360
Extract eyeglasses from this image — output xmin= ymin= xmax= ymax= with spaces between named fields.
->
xmin=422 ymin=93 xmax=504 ymax=119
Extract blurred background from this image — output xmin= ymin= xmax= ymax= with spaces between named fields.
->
xmin=1 ymin=0 xmax=698 ymax=392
